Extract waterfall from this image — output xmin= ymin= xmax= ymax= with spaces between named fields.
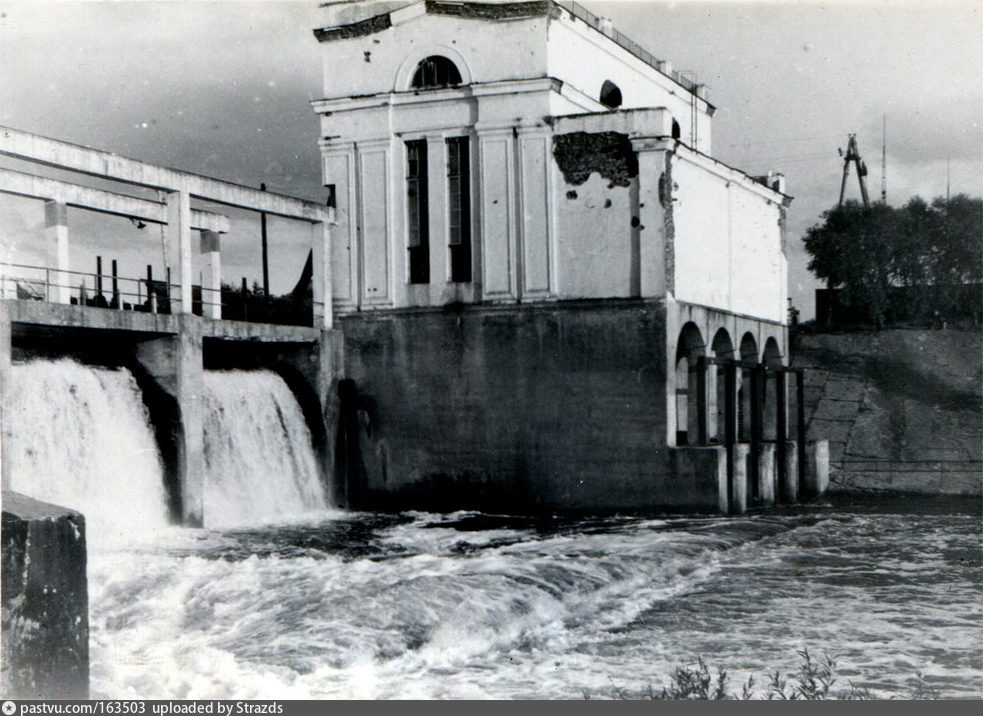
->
xmin=6 ymin=358 xmax=171 ymax=538
xmin=201 ymin=370 xmax=326 ymax=529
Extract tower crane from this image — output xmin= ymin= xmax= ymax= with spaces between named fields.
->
xmin=838 ymin=134 xmax=871 ymax=208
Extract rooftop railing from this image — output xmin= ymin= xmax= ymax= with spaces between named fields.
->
xmin=555 ymin=0 xmax=700 ymax=94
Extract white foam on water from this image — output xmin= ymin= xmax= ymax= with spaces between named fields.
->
xmin=7 ymin=358 xmax=170 ymax=543
xmin=84 ymin=511 xmax=983 ymax=699
xmin=201 ymin=370 xmax=327 ymax=529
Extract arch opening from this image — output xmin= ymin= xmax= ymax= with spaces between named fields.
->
xmin=762 ymin=337 xmax=783 ymax=441
xmin=674 ymin=322 xmax=704 ymax=446
xmin=738 ymin=333 xmax=758 ymax=442
xmin=411 ymin=55 xmax=463 ymax=89
xmin=709 ymin=328 xmax=734 ymax=443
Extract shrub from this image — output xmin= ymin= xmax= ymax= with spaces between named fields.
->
xmin=581 ymin=648 xmax=910 ymax=700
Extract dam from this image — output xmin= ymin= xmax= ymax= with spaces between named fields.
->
xmin=2 ymin=2 xmax=835 ymax=526
xmin=1 ymin=2 xmax=834 ymax=529
xmin=0 ymin=122 xmax=827 ymax=524
xmin=0 ymin=126 xmax=343 ymax=528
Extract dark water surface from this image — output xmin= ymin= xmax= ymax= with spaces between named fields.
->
xmin=88 ymin=495 xmax=982 ymax=699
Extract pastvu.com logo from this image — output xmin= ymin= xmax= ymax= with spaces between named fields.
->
xmin=2 ymin=700 xmax=17 ymax=715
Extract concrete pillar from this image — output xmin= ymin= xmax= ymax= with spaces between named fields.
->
xmin=199 ymin=230 xmax=222 ymax=320
xmin=763 ymin=373 xmax=778 ymax=441
xmin=729 ymin=443 xmax=749 ymax=514
xmin=629 ymin=139 xmax=669 ymax=297
xmin=695 ymin=356 xmax=708 ymax=445
xmin=739 ymin=368 xmax=753 ymax=441
xmin=312 ymin=218 xmax=334 ymax=330
xmin=757 ymin=442 xmax=777 ymax=506
xmin=784 ymin=440 xmax=799 ymax=503
xmin=686 ymin=359 xmax=700 ymax=442
xmin=806 ymin=440 xmax=830 ymax=496
xmin=318 ymin=329 xmax=345 ymax=506
xmin=165 ymin=190 xmax=193 ymax=314
xmin=707 ymin=364 xmax=719 ymax=440
xmin=1 ymin=492 xmax=89 ymax=699
xmin=44 ymin=200 xmax=71 ymax=305
xmin=134 ymin=319 xmax=204 ymax=525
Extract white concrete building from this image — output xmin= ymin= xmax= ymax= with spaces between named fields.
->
xmin=314 ymin=0 xmax=811 ymax=514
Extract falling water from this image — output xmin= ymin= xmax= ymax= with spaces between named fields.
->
xmin=201 ymin=370 xmax=327 ymax=529
xmin=5 ymin=360 xmax=980 ymax=699
xmin=6 ymin=358 xmax=170 ymax=539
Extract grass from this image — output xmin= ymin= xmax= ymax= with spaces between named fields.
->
xmin=581 ymin=648 xmax=943 ymax=700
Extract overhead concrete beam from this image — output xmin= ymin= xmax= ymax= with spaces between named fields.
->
xmin=0 ymin=126 xmax=329 ymax=222
xmin=1 ymin=168 xmax=230 ymax=233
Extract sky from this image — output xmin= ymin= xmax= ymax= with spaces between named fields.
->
xmin=1 ymin=0 xmax=981 ymax=313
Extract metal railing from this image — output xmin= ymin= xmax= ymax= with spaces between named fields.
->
xmin=0 ymin=261 xmax=316 ymax=326
xmin=555 ymin=1 xmax=699 ymax=93
xmin=0 ymin=260 xmax=222 ymax=317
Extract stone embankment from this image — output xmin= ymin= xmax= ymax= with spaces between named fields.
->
xmin=793 ymin=329 xmax=982 ymax=495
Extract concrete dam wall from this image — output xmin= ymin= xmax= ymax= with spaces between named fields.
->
xmin=793 ymin=329 xmax=982 ymax=496
xmin=338 ymin=300 xmax=674 ymax=513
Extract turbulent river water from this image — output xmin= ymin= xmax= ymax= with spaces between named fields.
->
xmin=86 ymin=502 xmax=982 ymax=700
xmin=7 ymin=359 xmax=982 ymax=699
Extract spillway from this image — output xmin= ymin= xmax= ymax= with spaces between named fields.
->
xmin=201 ymin=369 xmax=327 ymax=529
xmin=6 ymin=358 xmax=170 ymax=539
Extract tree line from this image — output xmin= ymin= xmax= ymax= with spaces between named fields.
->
xmin=803 ymin=194 xmax=982 ymax=327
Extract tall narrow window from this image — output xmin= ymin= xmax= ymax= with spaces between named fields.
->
xmin=446 ymin=136 xmax=472 ymax=283
xmin=406 ymin=140 xmax=429 ymax=284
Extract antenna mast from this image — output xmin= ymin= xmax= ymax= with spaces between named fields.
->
xmin=838 ymin=134 xmax=871 ymax=208
xmin=880 ymin=114 xmax=887 ymax=203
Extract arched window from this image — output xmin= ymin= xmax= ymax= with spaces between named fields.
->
xmin=671 ymin=119 xmax=681 ymax=140
xmin=411 ymin=56 xmax=462 ymax=89
xmin=599 ymin=80 xmax=622 ymax=109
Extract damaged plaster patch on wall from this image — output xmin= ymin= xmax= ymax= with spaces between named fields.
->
xmin=552 ymin=132 xmax=638 ymax=188
xmin=662 ymin=154 xmax=676 ymax=294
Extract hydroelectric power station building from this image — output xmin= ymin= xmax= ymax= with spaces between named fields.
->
xmin=1 ymin=0 xmax=828 ymax=531
xmin=314 ymin=0 xmax=825 ymax=514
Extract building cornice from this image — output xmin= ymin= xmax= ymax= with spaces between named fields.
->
xmin=311 ymin=1 xmax=713 ymax=107
xmin=311 ymin=76 xmax=560 ymax=115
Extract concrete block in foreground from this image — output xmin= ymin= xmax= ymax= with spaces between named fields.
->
xmin=1 ymin=491 xmax=88 ymax=699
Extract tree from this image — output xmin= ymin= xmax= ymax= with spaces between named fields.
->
xmin=927 ymin=194 xmax=983 ymax=318
xmin=803 ymin=200 xmax=900 ymax=326
xmin=803 ymin=194 xmax=983 ymax=327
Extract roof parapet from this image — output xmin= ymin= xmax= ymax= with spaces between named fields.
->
xmin=313 ymin=1 xmax=711 ymax=103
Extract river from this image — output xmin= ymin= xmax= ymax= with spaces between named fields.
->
xmin=87 ymin=498 xmax=981 ymax=699
xmin=8 ymin=359 xmax=981 ymax=699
